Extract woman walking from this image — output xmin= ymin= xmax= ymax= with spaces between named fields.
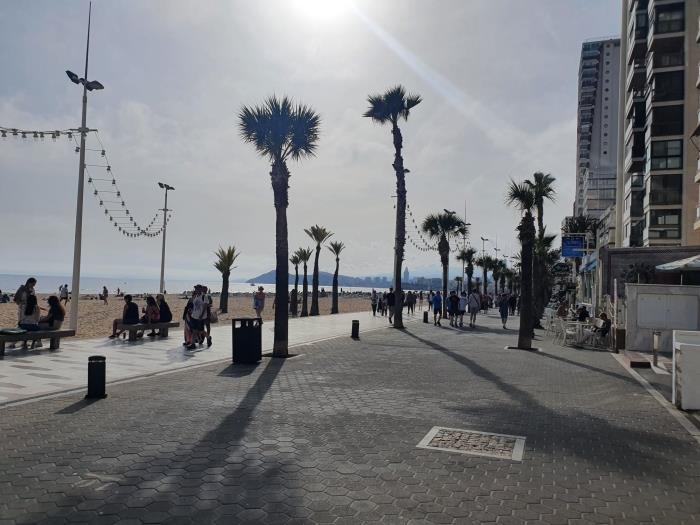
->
xmin=370 ymin=289 xmax=378 ymax=316
xmin=498 ymin=293 xmax=510 ymax=329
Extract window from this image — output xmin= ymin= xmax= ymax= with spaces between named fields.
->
xmin=656 ymin=9 xmax=684 ymax=34
xmin=650 ymin=174 xmax=682 ymax=204
xmin=649 ymin=210 xmax=681 ymax=238
xmin=651 ymin=105 xmax=683 ymax=135
xmin=650 ymin=139 xmax=682 ymax=170
xmin=652 ymin=71 xmax=684 ymax=101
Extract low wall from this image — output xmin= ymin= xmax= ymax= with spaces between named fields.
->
xmin=626 ymin=283 xmax=700 ymax=351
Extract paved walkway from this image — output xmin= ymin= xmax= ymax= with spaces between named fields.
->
xmin=1 ymin=312 xmax=699 ymax=524
xmin=0 ymin=310 xmax=403 ymax=405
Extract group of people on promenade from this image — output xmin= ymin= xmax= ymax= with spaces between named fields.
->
xmin=370 ymin=289 xmax=423 ymax=323
xmin=108 ymin=293 xmax=173 ymax=340
xmin=5 ymin=278 xmax=66 ymax=349
xmin=429 ymin=289 xmax=518 ymax=329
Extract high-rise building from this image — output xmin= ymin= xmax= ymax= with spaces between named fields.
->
xmin=616 ymin=0 xmax=700 ymax=247
xmin=575 ymin=38 xmax=621 ymax=219
xmin=403 ymin=267 xmax=410 ymax=283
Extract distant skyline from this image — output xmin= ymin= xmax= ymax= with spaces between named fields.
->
xmin=0 ymin=0 xmax=620 ymax=283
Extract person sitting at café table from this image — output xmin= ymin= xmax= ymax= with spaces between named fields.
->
xmin=556 ymin=302 xmax=569 ymax=318
xmin=577 ymin=305 xmax=590 ymax=322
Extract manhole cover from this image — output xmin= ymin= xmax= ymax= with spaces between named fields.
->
xmin=417 ymin=426 xmax=526 ymax=461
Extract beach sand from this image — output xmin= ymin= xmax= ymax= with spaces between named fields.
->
xmin=0 ymin=293 xmax=372 ymax=340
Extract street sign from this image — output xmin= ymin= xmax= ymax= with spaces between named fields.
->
xmin=561 ymin=235 xmax=585 ymax=258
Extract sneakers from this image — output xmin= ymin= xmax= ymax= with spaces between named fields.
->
xmin=108 ymin=334 xmax=117 ymax=339
xmin=186 ymin=344 xmax=197 ymax=351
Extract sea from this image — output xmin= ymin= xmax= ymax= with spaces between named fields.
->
xmin=0 ymin=274 xmax=379 ymax=295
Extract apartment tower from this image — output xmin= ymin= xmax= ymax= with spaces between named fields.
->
xmin=575 ymin=38 xmax=621 ymax=219
xmin=616 ymin=0 xmax=700 ymax=247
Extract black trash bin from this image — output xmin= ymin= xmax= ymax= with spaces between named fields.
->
xmin=232 ymin=318 xmax=262 ymax=364
xmin=86 ymin=355 xmax=107 ymax=399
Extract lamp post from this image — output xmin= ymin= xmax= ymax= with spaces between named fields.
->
xmin=460 ymin=222 xmax=471 ymax=293
xmin=67 ymin=1 xmax=104 ymax=331
xmin=480 ymin=236 xmax=488 ymax=295
xmin=157 ymin=182 xmax=174 ymax=294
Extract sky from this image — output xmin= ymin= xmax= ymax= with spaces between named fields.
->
xmin=0 ymin=0 xmax=621 ymax=283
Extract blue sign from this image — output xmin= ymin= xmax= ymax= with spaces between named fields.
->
xmin=561 ymin=235 xmax=585 ymax=258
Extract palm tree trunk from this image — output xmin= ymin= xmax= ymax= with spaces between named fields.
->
xmin=439 ymin=235 xmax=449 ymax=317
xmin=331 ymin=257 xmax=339 ymax=314
xmin=291 ymin=265 xmax=299 ymax=317
xmin=219 ymin=272 xmax=229 ymax=313
xmin=272 ymin=164 xmax=289 ymax=357
xmin=391 ymin=120 xmax=405 ymax=329
xmin=494 ymin=274 xmax=499 ymax=295
xmin=483 ymin=266 xmax=488 ymax=297
xmin=517 ymin=214 xmax=535 ymax=350
xmin=310 ymin=245 xmax=320 ymax=316
xmin=301 ymin=263 xmax=309 ymax=317
xmin=442 ymin=262 xmax=448 ymax=317
xmin=467 ymin=271 xmax=473 ymax=295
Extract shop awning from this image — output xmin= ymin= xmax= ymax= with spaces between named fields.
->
xmin=656 ymin=254 xmax=700 ymax=271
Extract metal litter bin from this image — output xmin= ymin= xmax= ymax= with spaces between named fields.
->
xmin=86 ymin=355 xmax=107 ymax=399
xmin=232 ymin=318 xmax=262 ymax=364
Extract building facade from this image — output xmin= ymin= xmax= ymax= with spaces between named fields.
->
xmin=616 ymin=0 xmax=700 ymax=247
xmin=576 ymin=38 xmax=622 ymax=219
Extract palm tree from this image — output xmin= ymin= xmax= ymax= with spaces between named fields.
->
xmin=525 ymin=172 xmax=556 ymax=328
xmin=492 ymin=259 xmax=507 ymax=295
xmin=239 ymin=96 xmax=320 ymax=356
xmin=476 ymin=255 xmax=495 ymax=297
xmin=289 ymin=253 xmax=301 ymax=317
xmin=562 ymin=214 xmax=599 ymax=305
xmin=457 ymin=247 xmax=477 ymax=294
xmin=297 ymin=247 xmax=313 ymax=317
xmin=506 ymin=180 xmax=536 ymax=350
xmin=421 ymin=212 xmax=468 ymax=316
xmin=364 ymin=85 xmax=422 ymax=329
xmin=213 ymin=246 xmax=240 ymax=314
xmin=327 ymin=241 xmax=345 ymax=314
xmin=304 ymin=225 xmax=333 ymax=316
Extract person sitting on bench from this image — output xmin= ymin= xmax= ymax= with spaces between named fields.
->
xmin=152 ymin=294 xmax=172 ymax=337
xmin=109 ymin=295 xmax=140 ymax=339
xmin=138 ymin=296 xmax=160 ymax=339
xmin=39 ymin=295 xmax=65 ymax=330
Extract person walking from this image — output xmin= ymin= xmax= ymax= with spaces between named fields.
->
xmin=418 ymin=291 xmax=424 ymax=311
xmin=458 ymin=291 xmax=468 ymax=327
xmin=468 ymin=288 xmax=481 ymax=328
xmin=498 ymin=293 xmax=510 ymax=329
xmin=370 ymin=289 xmax=378 ymax=316
xmin=448 ymin=291 xmax=459 ymax=327
xmin=102 ymin=286 xmax=109 ymax=305
xmin=253 ymin=286 xmax=266 ymax=322
xmin=386 ymin=287 xmax=396 ymax=324
xmin=431 ymin=291 xmax=442 ymax=326
xmin=509 ymin=294 xmax=517 ymax=316
xmin=59 ymin=284 xmax=69 ymax=305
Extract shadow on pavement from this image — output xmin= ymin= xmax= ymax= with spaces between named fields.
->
xmin=401 ymin=328 xmax=696 ymax=478
xmin=55 ymin=398 xmax=100 ymax=414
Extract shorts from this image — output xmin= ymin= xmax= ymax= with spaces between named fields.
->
xmin=189 ymin=319 xmax=204 ymax=331
xmin=458 ymin=310 xmax=466 ymax=315
xmin=433 ymin=307 xmax=441 ymax=314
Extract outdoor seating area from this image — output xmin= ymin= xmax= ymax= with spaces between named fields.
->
xmin=0 ymin=329 xmax=75 ymax=357
xmin=544 ymin=307 xmax=611 ymax=350
xmin=114 ymin=321 xmax=180 ymax=341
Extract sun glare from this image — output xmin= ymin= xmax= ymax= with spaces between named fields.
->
xmin=292 ymin=0 xmax=351 ymax=20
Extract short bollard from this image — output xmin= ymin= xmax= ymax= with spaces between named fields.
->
xmin=86 ymin=355 xmax=107 ymax=399
xmin=351 ymin=320 xmax=359 ymax=339
xmin=423 ymin=311 xmax=429 ymax=323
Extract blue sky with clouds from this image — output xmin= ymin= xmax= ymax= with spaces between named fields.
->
xmin=0 ymin=0 xmax=620 ymax=283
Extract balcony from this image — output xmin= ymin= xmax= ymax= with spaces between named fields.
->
xmin=624 ymin=139 xmax=646 ymax=174
xmin=582 ymin=47 xmax=600 ymax=60
xmin=626 ymin=59 xmax=646 ymax=91
xmin=648 ymin=10 xmax=685 ymax=52
xmin=625 ymin=88 xmax=646 ymax=118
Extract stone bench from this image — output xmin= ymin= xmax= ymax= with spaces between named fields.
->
xmin=115 ymin=322 xmax=179 ymax=342
xmin=0 ymin=329 xmax=76 ymax=357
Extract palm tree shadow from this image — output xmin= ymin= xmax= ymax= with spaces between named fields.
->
xmin=400 ymin=329 xmax=696 ymax=478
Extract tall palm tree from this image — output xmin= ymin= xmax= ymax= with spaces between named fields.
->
xmin=289 ymin=253 xmax=301 ymax=317
xmin=327 ymin=241 xmax=345 ymax=314
xmin=421 ymin=212 xmax=468 ymax=316
xmin=457 ymin=247 xmax=477 ymax=294
xmin=562 ymin=215 xmax=599 ymax=305
xmin=239 ymin=96 xmax=320 ymax=357
xmin=525 ymin=172 xmax=556 ymax=328
xmin=492 ymin=259 xmax=507 ymax=295
xmin=476 ymin=255 xmax=495 ymax=297
xmin=364 ymin=85 xmax=422 ymax=329
xmin=297 ymin=247 xmax=313 ymax=317
xmin=213 ymin=246 xmax=240 ymax=314
xmin=506 ymin=180 xmax=536 ymax=350
xmin=304 ymin=225 xmax=333 ymax=316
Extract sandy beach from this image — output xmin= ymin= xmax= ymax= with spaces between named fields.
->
xmin=0 ymin=293 xmax=373 ymax=340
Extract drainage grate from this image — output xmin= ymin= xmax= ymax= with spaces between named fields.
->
xmin=417 ymin=426 xmax=526 ymax=461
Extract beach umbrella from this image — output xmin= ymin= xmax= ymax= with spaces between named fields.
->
xmin=656 ymin=254 xmax=700 ymax=284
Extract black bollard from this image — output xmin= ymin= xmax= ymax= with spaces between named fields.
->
xmin=423 ymin=311 xmax=429 ymax=323
xmin=351 ymin=320 xmax=359 ymax=339
xmin=86 ymin=355 xmax=107 ymax=399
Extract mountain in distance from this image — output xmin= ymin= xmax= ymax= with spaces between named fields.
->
xmin=246 ymin=270 xmax=392 ymax=288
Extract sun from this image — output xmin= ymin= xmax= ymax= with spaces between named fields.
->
xmin=292 ymin=0 xmax=351 ymax=20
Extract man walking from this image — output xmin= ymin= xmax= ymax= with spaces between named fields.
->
xmin=386 ymin=287 xmax=396 ymax=324
xmin=468 ymin=288 xmax=481 ymax=328
xmin=431 ymin=290 xmax=442 ymax=326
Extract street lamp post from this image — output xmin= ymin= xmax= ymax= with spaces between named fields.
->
xmin=460 ymin=222 xmax=471 ymax=293
xmin=480 ymin=236 xmax=488 ymax=295
xmin=158 ymin=182 xmax=174 ymax=294
xmin=67 ymin=1 xmax=104 ymax=331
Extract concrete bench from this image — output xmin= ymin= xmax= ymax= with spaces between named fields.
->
xmin=0 ymin=329 xmax=76 ymax=357
xmin=116 ymin=322 xmax=179 ymax=342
